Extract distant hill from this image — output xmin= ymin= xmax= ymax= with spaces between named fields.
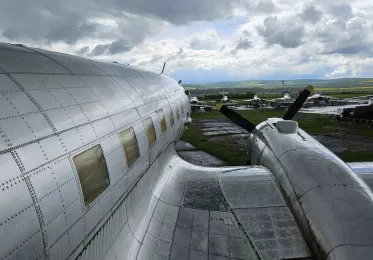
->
xmin=183 ymin=78 xmax=373 ymax=90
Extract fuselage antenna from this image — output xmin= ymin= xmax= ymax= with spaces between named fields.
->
xmin=159 ymin=62 xmax=166 ymax=75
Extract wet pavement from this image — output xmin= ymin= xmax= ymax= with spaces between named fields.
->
xmin=176 ymin=140 xmax=225 ymax=166
xmin=177 ymin=151 xmax=225 ymax=166
xmin=313 ymin=134 xmax=373 ymax=154
xmin=175 ymin=140 xmax=196 ymax=151
xmin=300 ymin=103 xmax=367 ymax=115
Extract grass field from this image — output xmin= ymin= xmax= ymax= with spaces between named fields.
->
xmin=181 ymin=110 xmax=373 ymax=165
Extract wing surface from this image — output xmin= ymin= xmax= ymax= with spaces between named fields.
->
xmin=101 ymin=147 xmax=313 ymax=260
xmin=349 ymin=162 xmax=373 ymax=191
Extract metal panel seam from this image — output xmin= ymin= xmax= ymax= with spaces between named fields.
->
xmin=10 ymin=150 xmax=48 ymax=260
xmin=19 ymin=46 xmax=74 ymax=75
xmin=5 ymin=73 xmax=58 ymax=132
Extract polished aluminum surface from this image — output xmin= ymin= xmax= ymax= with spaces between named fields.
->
xmin=0 ymin=42 xmax=189 ymax=259
xmin=1 ymin=42 xmax=373 ymax=260
xmin=250 ymin=119 xmax=373 ymax=260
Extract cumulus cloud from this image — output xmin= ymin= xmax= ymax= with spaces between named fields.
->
xmin=257 ymin=16 xmax=305 ymax=48
xmin=300 ymin=4 xmax=323 ymax=23
xmin=253 ymin=0 xmax=276 ymax=13
xmin=0 ymin=0 xmax=250 ymax=46
xmin=88 ymin=39 xmax=133 ymax=56
xmin=1 ymin=0 xmax=373 ymax=81
xmin=231 ymin=30 xmax=253 ymax=54
xmin=189 ymin=30 xmax=220 ymax=50
xmin=329 ymin=4 xmax=353 ymax=19
xmin=76 ymin=46 xmax=90 ymax=55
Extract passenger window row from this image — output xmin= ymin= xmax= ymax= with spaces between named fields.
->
xmin=73 ymin=102 xmax=186 ymax=206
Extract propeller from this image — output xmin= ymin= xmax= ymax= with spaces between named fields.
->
xmin=216 ymin=85 xmax=313 ymax=132
xmin=283 ymin=85 xmax=313 ymax=120
xmin=216 ymin=104 xmax=256 ymax=132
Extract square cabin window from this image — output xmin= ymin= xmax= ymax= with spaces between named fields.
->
xmin=157 ymin=110 xmax=167 ymax=132
xmin=169 ymin=108 xmax=175 ymax=126
xmin=176 ymin=107 xmax=180 ymax=120
xmin=120 ymin=127 xmax=140 ymax=167
xmin=73 ymin=145 xmax=110 ymax=206
xmin=143 ymin=117 xmax=157 ymax=147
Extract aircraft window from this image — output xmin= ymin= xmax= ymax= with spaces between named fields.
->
xmin=143 ymin=117 xmax=157 ymax=147
xmin=169 ymin=108 xmax=175 ymax=126
xmin=73 ymin=145 xmax=110 ymax=206
xmin=157 ymin=110 xmax=167 ymax=132
xmin=119 ymin=127 xmax=140 ymax=167
xmin=176 ymin=107 xmax=180 ymax=120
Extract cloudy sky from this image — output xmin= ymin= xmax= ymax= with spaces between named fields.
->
xmin=1 ymin=0 xmax=373 ymax=83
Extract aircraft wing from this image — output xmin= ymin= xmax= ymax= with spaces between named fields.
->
xmin=348 ymin=162 xmax=373 ymax=190
xmin=124 ymin=152 xmax=313 ymax=260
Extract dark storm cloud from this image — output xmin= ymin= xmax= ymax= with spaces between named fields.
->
xmin=0 ymin=0 xmax=251 ymax=47
xmin=46 ymin=14 xmax=99 ymax=44
xmin=300 ymin=5 xmax=323 ymax=23
xmin=103 ymin=0 xmax=251 ymax=25
xmin=257 ymin=16 xmax=305 ymax=48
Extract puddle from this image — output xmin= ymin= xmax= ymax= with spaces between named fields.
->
xmin=178 ymin=151 xmax=225 ymax=166
xmin=175 ymin=141 xmax=196 ymax=151
xmin=203 ymin=130 xmax=246 ymax=136
xmin=313 ymin=134 xmax=373 ymax=154
xmin=300 ymin=104 xmax=368 ymax=115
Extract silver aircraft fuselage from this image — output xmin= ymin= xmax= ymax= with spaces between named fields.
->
xmin=1 ymin=42 xmax=373 ymax=260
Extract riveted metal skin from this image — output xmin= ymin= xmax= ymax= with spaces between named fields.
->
xmin=250 ymin=119 xmax=373 ymax=260
xmin=1 ymin=42 xmax=372 ymax=260
xmin=0 ymin=43 xmax=190 ymax=260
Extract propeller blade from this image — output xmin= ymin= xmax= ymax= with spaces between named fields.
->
xmin=216 ymin=104 xmax=256 ymax=132
xmin=283 ymin=85 xmax=313 ymax=120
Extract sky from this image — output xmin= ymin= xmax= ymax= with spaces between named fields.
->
xmin=1 ymin=0 xmax=373 ymax=83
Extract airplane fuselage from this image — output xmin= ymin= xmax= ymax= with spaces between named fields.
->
xmin=0 ymin=43 xmax=191 ymax=260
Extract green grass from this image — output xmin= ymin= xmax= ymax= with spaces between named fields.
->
xmin=182 ymin=110 xmax=373 ymax=165
xmin=181 ymin=125 xmax=250 ymax=166
xmin=339 ymin=151 xmax=373 ymax=162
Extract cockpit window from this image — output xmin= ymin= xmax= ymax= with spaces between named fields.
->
xmin=119 ymin=127 xmax=140 ymax=167
xmin=73 ymin=145 xmax=110 ymax=206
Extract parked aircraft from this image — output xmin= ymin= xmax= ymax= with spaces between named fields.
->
xmin=268 ymin=93 xmax=294 ymax=107
xmin=307 ymin=92 xmax=338 ymax=103
xmin=244 ymin=95 xmax=260 ymax=103
xmin=190 ymin=96 xmax=199 ymax=104
xmin=221 ymin=95 xmax=229 ymax=102
xmin=1 ymin=43 xmax=373 ymax=260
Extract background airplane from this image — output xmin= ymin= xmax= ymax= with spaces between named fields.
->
xmin=1 ymin=43 xmax=373 ymax=260
xmin=306 ymin=92 xmax=338 ymax=103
